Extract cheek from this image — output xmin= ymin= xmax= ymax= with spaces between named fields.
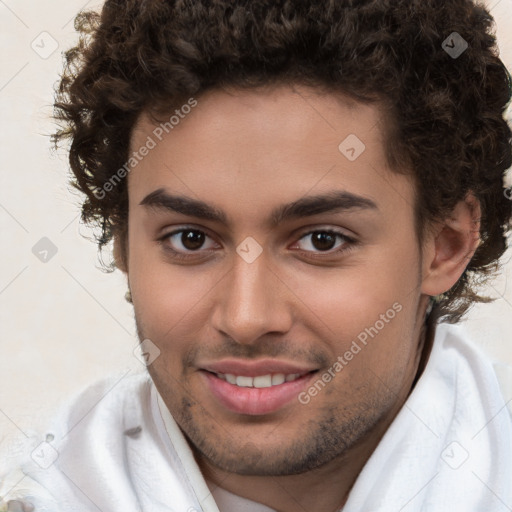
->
xmin=132 ymin=270 xmax=214 ymax=336
xmin=301 ymin=280 xmax=418 ymax=403
xmin=127 ymin=233 xmax=216 ymax=339
xmin=282 ymin=242 xmax=420 ymax=362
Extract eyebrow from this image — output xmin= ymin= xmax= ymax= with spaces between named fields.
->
xmin=139 ymin=188 xmax=378 ymax=226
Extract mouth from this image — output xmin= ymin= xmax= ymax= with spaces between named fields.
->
xmin=212 ymin=371 xmax=310 ymax=387
xmin=199 ymin=367 xmax=319 ymax=416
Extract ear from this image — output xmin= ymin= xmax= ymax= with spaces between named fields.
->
xmin=421 ymin=193 xmax=481 ymax=296
xmin=113 ymin=235 xmax=128 ymax=273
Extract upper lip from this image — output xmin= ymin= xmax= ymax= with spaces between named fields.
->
xmin=199 ymin=359 xmax=318 ymax=377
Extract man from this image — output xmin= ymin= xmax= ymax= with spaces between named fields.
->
xmin=1 ymin=0 xmax=512 ymax=510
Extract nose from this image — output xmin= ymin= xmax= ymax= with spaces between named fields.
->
xmin=210 ymin=251 xmax=293 ymax=345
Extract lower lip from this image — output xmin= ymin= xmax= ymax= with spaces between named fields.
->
xmin=201 ymin=371 xmax=316 ymax=415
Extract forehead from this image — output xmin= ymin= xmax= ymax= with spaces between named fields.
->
xmin=132 ymin=84 xmax=387 ymax=154
xmin=127 ymin=84 xmax=414 ymax=222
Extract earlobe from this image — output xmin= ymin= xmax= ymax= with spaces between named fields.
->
xmin=421 ymin=194 xmax=481 ymax=296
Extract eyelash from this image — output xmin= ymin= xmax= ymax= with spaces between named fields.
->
xmin=157 ymin=226 xmax=357 ymax=262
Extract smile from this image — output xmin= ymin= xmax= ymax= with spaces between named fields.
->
xmin=201 ymin=369 xmax=318 ymax=415
xmin=214 ymin=372 xmax=305 ymax=388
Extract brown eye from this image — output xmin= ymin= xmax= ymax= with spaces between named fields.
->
xmin=310 ymin=232 xmax=337 ymax=251
xmin=294 ymin=229 xmax=354 ymax=255
xmin=181 ymin=230 xmax=205 ymax=250
xmin=162 ymin=228 xmax=218 ymax=254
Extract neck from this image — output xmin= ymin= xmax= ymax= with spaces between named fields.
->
xmin=196 ymin=442 xmax=366 ymax=511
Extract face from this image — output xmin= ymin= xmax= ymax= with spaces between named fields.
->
xmin=124 ymin=84 xmax=428 ymax=476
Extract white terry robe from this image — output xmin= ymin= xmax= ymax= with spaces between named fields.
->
xmin=1 ymin=323 xmax=511 ymax=512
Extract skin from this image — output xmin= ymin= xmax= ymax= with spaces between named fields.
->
xmin=115 ymin=84 xmax=480 ymax=512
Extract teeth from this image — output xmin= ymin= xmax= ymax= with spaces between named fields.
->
xmin=225 ymin=374 xmax=237 ymax=385
xmin=253 ymin=375 xmax=272 ymax=388
xmin=217 ymin=372 xmax=303 ymax=388
xmin=235 ymin=376 xmax=253 ymax=387
xmin=271 ymin=373 xmax=286 ymax=385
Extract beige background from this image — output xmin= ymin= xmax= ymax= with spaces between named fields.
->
xmin=1 ymin=0 xmax=511 ymax=460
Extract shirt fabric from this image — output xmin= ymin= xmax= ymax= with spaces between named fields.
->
xmin=1 ymin=323 xmax=511 ymax=512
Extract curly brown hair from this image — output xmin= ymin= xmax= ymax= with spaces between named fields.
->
xmin=53 ymin=0 xmax=512 ymax=323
